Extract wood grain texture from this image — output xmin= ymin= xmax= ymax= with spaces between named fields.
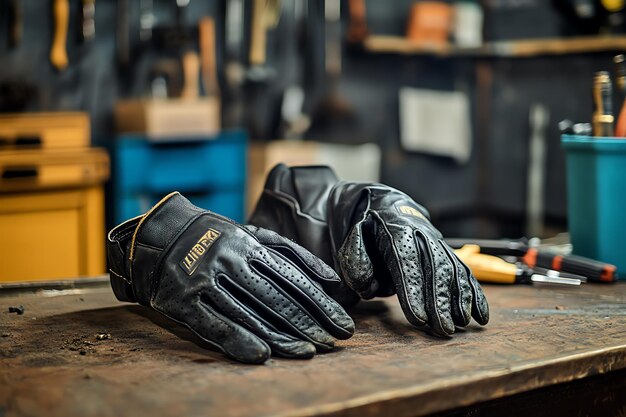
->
xmin=0 ymin=281 xmax=624 ymax=417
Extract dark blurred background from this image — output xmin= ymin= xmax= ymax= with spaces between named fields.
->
xmin=2 ymin=1 xmax=626 ymax=281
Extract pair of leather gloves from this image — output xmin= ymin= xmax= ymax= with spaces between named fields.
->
xmin=107 ymin=165 xmax=489 ymax=364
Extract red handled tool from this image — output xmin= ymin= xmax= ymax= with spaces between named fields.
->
xmin=446 ymin=238 xmax=618 ymax=283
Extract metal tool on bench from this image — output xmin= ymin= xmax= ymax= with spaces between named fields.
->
xmin=559 ymin=119 xmax=592 ymax=136
xmin=454 ymin=244 xmax=585 ymax=286
xmin=446 ymin=238 xmax=618 ymax=282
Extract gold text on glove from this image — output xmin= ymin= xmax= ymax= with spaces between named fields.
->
xmin=180 ymin=228 xmax=222 ymax=275
xmin=397 ymin=205 xmax=426 ymax=220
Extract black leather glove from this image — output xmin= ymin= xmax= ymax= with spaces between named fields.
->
xmin=108 ymin=192 xmax=354 ymax=364
xmin=249 ymin=165 xmax=360 ymax=306
xmin=250 ymin=164 xmax=489 ymax=337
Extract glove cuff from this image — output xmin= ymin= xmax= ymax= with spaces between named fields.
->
xmin=107 ymin=216 xmax=140 ymax=303
xmin=107 ymin=192 xmax=205 ymax=306
xmin=249 ymin=163 xmax=339 ymax=266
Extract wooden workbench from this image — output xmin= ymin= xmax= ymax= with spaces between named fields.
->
xmin=0 ymin=278 xmax=625 ymax=417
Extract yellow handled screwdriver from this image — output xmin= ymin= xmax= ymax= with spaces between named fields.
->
xmin=455 ymin=245 xmax=584 ymax=286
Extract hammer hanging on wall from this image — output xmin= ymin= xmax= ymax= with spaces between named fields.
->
xmin=50 ymin=0 xmax=69 ymax=70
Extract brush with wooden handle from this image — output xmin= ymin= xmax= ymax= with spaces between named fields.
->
xmin=249 ymin=0 xmax=267 ymax=66
xmin=50 ymin=0 xmax=69 ymax=70
xmin=180 ymin=51 xmax=200 ymax=99
xmin=199 ymin=17 xmax=220 ymax=97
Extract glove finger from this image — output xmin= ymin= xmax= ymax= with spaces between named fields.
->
xmin=245 ymin=225 xmax=340 ymax=283
xmin=415 ymin=230 xmax=456 ymax=336
xmin=224 ymin=264 xmax=338 ymax=352
xmin=441 ymin=241 xmax=472 ymax=327
xmin=374 ymin=220 xmax=428 ymax=328
xmin=180 ymin=298 xmax=271 ymax=364
xmin=259 ymin=250 xmax=354 ymax=339
xmin=467 ymin=266 xmax=490 ymax=325
xmin=337 ymin=214 xmax=381 ymax=299
xmin=205 ymin=279 xmax=316 ymax=359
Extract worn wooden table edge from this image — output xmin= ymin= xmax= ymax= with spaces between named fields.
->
xmin=276 ymin=345 xmax=626 ymax=417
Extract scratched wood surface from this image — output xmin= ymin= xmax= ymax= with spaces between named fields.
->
xmin=0 ymin=279 xmax=625 ymax=417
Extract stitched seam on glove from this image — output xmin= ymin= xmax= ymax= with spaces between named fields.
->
xmin=149 ymin=291 xmax=232 ymax=356
xmin=440 ymin=241 xmax=469 ymax=323
xmin=265 ymin=244 xmax=339 ymax=283
xmin=371 ymin=211 xmax=422 ymax=322
xmin=109 ymin=268 xmax=131 ymax=285
xmin=219 ymin=269 xmax=331 ymax=349
xmin=212 ymin=278 xmax=289 ymax=337
xmin=414 ymin=229 xmax=447 ymax=334
xmin=247 ymin=262 xmax=332 ymax=347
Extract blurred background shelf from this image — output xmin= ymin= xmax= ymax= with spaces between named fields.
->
xmin=363 ymin=35 xmax=626 ymax=58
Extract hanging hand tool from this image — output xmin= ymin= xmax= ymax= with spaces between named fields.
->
xmin=249 ymin=0 xmax=268 ymax=66
xmin=526 ymin=103 xmax=549 ymax=238
xmin=8 ymin=0 xmax=22 ymax=48
xmin=246 ymin=0 xmax=280 ymax=138
xmin=50 ymin=0 xmax=69 ymax=70
xmin=446 ymin=238 xmax=619 ymax=282
xmin=248 ymin=0 xmax=281 ymax=66
xmin=310 ymin=0 xmax=355 ymax=137
xmin=140 ymin=0 xmax=155 ymax=42
xmin=199 ymin=17 xmax=220 ymax=97
xmin=275 ymin=0 xmax=310 ymax=139
xmin=80 ymin=0 xmax=96 ymax=42
xmin=116 ymin=0 xmax=130 ymax=70
xmin=455 ymin=245 xmax=584 ymax=286
xmin=180 ymin=51 xmax=200 ymax=99
xmin=151 ymin=0 xmax=200 ymax=98
xmin=346 ymin=0 xmax=368 ymax=44
xmin=223 ymin=0 xmax=245 ymax=127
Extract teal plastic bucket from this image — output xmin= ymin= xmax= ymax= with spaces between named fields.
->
xmin=561 ymin=135 xmax=626 ymax=278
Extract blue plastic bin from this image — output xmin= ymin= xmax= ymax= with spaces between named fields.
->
xmin=115 ymin=131 xmax=246 ymax=193
xmin=561 ymin=135 xmax=626 ymax=277
xmin=112 ymin=131 xmax=247 ymax=224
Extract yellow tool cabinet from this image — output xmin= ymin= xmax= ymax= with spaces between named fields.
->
xmin=0 ymin=113 xmax=109 ymax=283
xmin=0 ymin=186 xmax=106 ymax=281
